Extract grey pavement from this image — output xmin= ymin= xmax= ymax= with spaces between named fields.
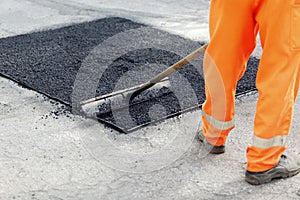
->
xmin=0 ymin=0 xmax=299 ymax=199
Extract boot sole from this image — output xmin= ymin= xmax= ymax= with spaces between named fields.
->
xmin=245 ymin=168 xmax=300 ymax=185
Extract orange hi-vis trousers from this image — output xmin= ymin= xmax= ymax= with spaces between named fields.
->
xmin=202 ymin=0 xmax=300 ymax=172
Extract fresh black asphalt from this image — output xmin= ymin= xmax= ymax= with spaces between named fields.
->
xmin=0 ymin=17 xmax=259 ymax=132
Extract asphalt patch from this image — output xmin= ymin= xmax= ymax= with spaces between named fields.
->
xmin=0 ymin=17 xmax=259 ymax=132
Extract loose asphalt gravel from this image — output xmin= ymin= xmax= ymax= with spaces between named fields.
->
xmin=0 ymin=17 xmax=259 ymax=132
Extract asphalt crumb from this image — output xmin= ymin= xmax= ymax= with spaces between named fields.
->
xmin=0 ymin=17 xmax=259 ymax=132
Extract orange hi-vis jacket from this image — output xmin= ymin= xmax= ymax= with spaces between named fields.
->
xmin=202 ymin=0 xmax=300 ymax=172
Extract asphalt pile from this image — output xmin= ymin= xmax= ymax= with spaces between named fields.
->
xmin=0 ymin=17 xmax=259 ymax=132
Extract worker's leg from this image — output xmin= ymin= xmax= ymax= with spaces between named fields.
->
xmin=202 ymin=0 xmax=258 ymax=146
xmin=247 ymin=0 xmax=300 ymax=172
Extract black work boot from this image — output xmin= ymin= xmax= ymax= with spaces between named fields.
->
xmin=197 ymin=131 xmax=225 ymax=154
xmin=245 ymin=154 xmax=300 ymax=185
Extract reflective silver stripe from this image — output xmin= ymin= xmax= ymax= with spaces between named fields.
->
xmin=202 ymin=111 xmax=234 ymax=130
xmin=252 ymin=135 xmax=287 ymax=149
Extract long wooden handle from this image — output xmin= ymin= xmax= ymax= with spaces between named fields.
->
xmin=129 ymin=43 xmax=208 ymax=99
xmin=149 ymin=43 xmax=208 ymax=84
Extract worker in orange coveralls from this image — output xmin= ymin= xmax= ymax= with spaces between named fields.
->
xmin=198 ymin=0 xmax=300 ymax=185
